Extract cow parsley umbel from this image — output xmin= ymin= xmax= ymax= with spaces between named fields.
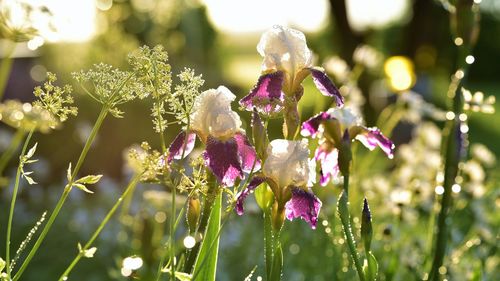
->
xmin=33 ymin=72 xmax=78 ymax=123
xmin=72 ymin=63 xmax=146 ymax=118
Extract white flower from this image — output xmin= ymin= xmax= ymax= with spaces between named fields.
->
xmin=257 ymin=25 xmax=313 ymax=90
xmin=263 ymin=139 xmax=314 ymax=188
xmin=328 ymin=107 xmax=362 ymax=129
xmin=190 ymin=86 xmax=242 ymax=141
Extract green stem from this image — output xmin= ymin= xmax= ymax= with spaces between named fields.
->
xmin=169 ymin=175 xmax=176 ymax=280
xmin=428 ymin=117 xmax=460 ymax=281
xmin=58 ymin=174 xmax=141 ymax=280
xmin=269 ymin=228 xmax=283 ymax=281
xmin=264 ymin=209 xmax=274 ymax=280
xmin=0 ymin=129 xmax=26 ymax=176
xmin=13 ymin=106 xmax=108 ymax=281
xmin=0 ymin=41 xmax=16 ymax=100
xmin=338 ymin=174 xmax=366 ymax=281
xmin=5 ymin=129 xmax=34 ymax=279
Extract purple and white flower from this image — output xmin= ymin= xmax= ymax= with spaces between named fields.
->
xmin=168 ymin=86 xmax=260 ymax=187
xmin=240 ymin=25 xmax=343 ymax=115
xmin=235 ymin=139 xmax=322 ymax=229
xmin=301 ymin=107 xmax=395 ymax=186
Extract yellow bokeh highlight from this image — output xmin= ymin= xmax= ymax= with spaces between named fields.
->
xmin=384 ymin=56 xmax=416 ymax=92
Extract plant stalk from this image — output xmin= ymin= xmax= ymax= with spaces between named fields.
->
xmin=338 ymin=174 xmax=366 ymax=281
xmin=58 ymin=174 xmax=141 ymax=280
xmin=13 ymin=106 xmax=108 ymax=281
xmin=0 ymin=41 xmax=16 ymax=100
xmin=5 ymin=129 xmax=34 ymax=279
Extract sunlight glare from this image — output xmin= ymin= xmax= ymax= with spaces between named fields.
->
xmin=346 ymin=0 xmax=411 ymax=32
xmin=4 ymin=0 xmax=96 ymax=43
xmin=202 ymin=0 xmax=329 ymax=33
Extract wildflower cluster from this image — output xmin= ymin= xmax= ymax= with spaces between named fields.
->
xmin=170 ymin=68 xmax=205 ymax=125
xmin=72 ymin=63 xmax=146 ymax=118
xmin=0 ymin=0 xmax=49 ymax=42
xmin=128 ymin=45 xmax=172 ymax=132
xmin=33 ymin=72 xmax=78 ymax=122
xmin=125 ymin=142 xmax=165 ymax=182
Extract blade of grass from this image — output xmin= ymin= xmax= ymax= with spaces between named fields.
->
xmin=191 ymin=192 xmax=222 ymax=281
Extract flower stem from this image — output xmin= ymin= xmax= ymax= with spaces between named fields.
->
xmin=263 ymin=209 xmax=274 ymax=280
xmin=5 ymin=129 xmax=34 ymax=279
xmin=428 ymin=81 xmax=463 ymax=281
xmin=13 ymin=106 xmax=108 ymax=281
xmin=0 ymin=129 xmax=26 ymax=176
xmin=58 ymin=174 xmax=141 ymax=280
xmin=338 ymin=174 xmax=366 ymax=281
xmin=0 ymin=41 xmax=16 ymax=100
xmin=269 ymin=228 xmax=283 ymax=281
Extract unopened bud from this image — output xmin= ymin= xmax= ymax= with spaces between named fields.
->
xmin=361 ymin=198 xmax=373 ymax=252
xmin=252 ymin=108 xmax=269 ymax=159
xmin=254 ymin=183 xmax=274 ymax=210
xmin=338 ymin=129 xmax=352 ymax=176
xmin=186 ymin=196 xmax=201 ymax=234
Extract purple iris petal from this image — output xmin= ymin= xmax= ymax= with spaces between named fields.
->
xmin=235 ymin=176 xmax=266 ymax=215
xmin=167 ymin=131 xmax=196 ymax=163
xmin=309 ymin=68 xmax=344 ymax=107
xmin=203 ymin=136 xmax=243 ymax=187
xmin=240 ymin=71 xmax=285 ymax=114
xmin=300 ymin=111 xmax=333 ymax=137
xmin=315 ymin=147 xmax=339 ymax=186
xmin=285 ymin=188 xmax=322 ymax=229
xmin=234 ymin=133 xmax=261 ymax=173
xmin=355 ymin=127 xmax=395 ymax=159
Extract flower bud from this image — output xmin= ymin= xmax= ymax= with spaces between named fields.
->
xmin=252 ymin=108 xmax=269 ymax=159
xmin=361 ymin=198 xmax=373 ymax=252
xmin=338 ymin=129 xmax=352 ymax=176
xmin=186 ymin=196 xmax=201 ymax=234
xmin=254 ymin=183 xmax=274 ymax=210
xmin=271 ymin=201 xmax=285 ymax=232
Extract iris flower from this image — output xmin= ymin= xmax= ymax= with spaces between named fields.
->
xmin=235 ymin=139 xmax=322 ymax=229
xmin=168 ymin=86 xmax=260 ymax=187
xmin=301 ymin=107 xmax=395 ymax=186
xmin=239 ymin=25 xmax=344 ymax=115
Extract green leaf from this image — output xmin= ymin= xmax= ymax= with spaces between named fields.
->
xmin=67 ymin=163 xmax=72 ymax=181
xmin=25 ymin=143 xmax=38 ymax=159
xmin=82 ymin=247 xmax=97 ymax=258
xmin=162 ymin=268 xmax=192 ymax=281
xmin=23 ymin=175 xmax=37 ymax=185
xmin=73 ymin=183 xmax=94 ymax=194
xmin=192 ymin=192 xmax=222 ymax=281
xmin=243 ymin=265 xmax=257 ymax=281
xmin=75 ymin=175 xmax=103 ymax=185
xmin=364 ymin=252 xmax=379 ymax=281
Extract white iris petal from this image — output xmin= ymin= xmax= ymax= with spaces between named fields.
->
xmin=263 ymin=139 xmax=312 ymax=188
xmin=257 ymin=25 xmax=313 ymax=77
xmin=191 ymin=86 xmax=242 ymax=140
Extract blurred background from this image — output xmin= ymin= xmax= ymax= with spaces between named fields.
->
xmin=0 ymin=0 xmax=498 ymax=280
